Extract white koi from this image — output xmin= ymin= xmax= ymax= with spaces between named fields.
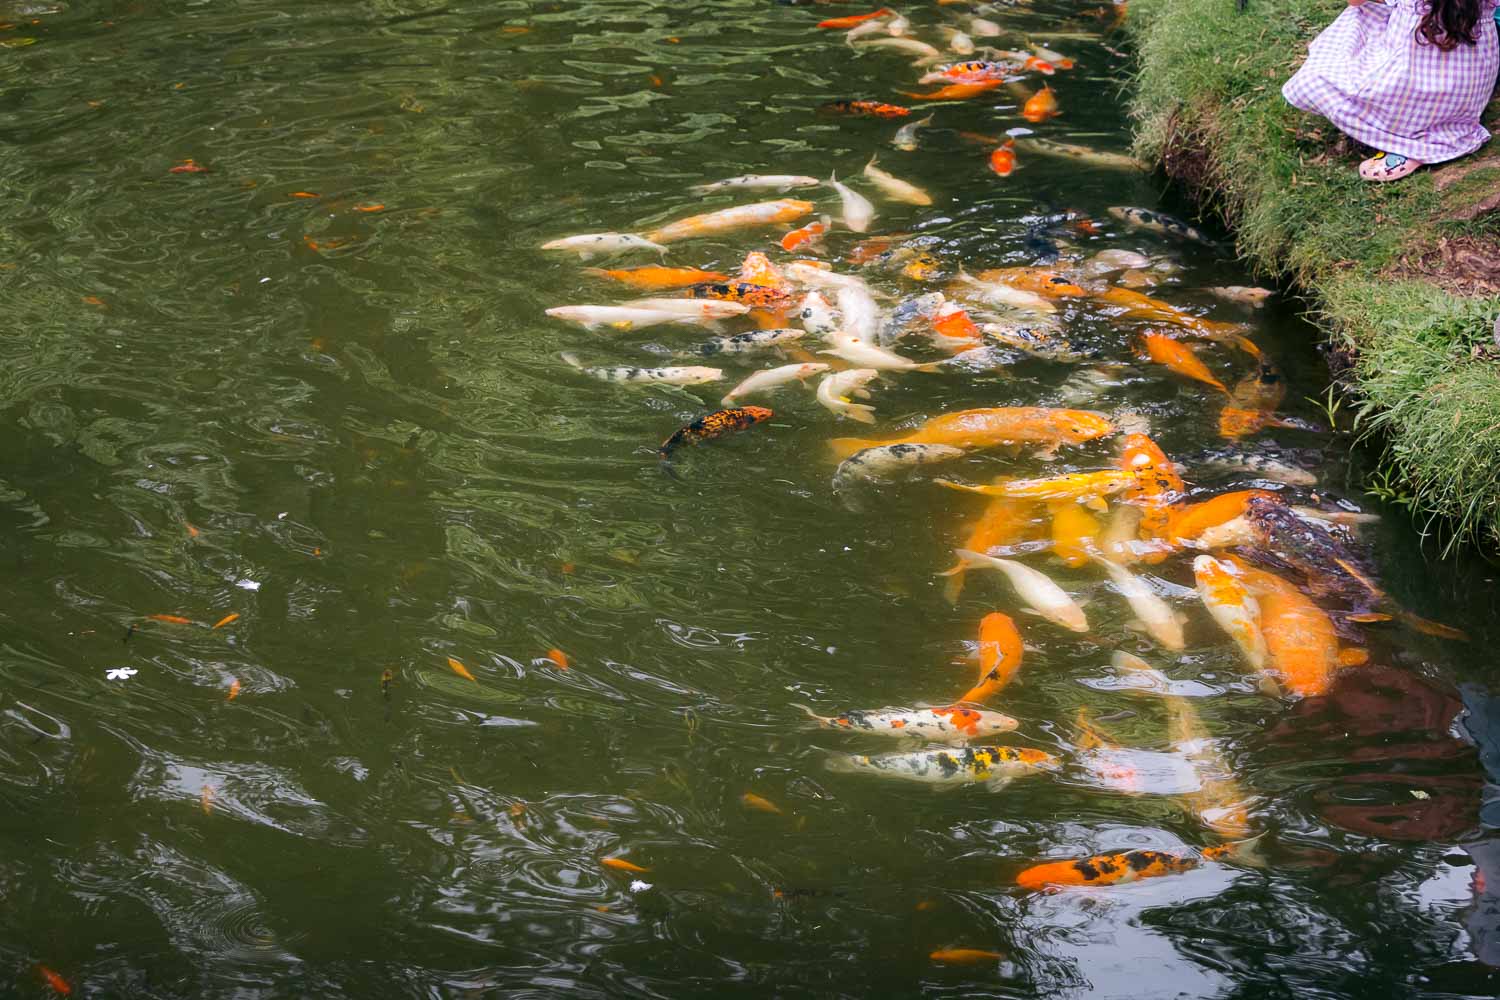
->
xmin=1013 ymin=137 xmax=1146 ymax=171
xmin=864 ymin=155 xmax=933 ymax=206
xmin=829 ymin=172 xmax=876 ymax=233
xmin=953 ymin=269 xmax=1057 ymax=314
xmin=545 ymin=305 xmax=701 ymax=331
xmin=816 ymin=368 xmax=881 ymax=423
xmin=852 ymin=36 xmax=944 ymax=60
xmin=949 ymin=549 xmax=1089 ymax=632
xmin=836 ymin=284 xmax=881 ymax=342
xmin=721 ymin=362 xmax=829 ymax=406
xmin=541 ymin=232 xmax=666 ymax=260
xmin=970 ymin=16 xmax=1003 ymax=36
xmin=1091 ymin=555 xmax=1185 ymax=650
xmin=626 ymin=297 xmax=751 ymax=319
xmin=822 ymin=332 xmax=938 ymax=372
xmin=689 ymin=174 xmax=820 ymax=194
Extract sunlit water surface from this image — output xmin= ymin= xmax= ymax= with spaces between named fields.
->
xmin=2 ymin=0 xmax=1500 ymax=997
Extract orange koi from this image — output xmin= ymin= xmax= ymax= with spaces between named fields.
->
xmin=227 ymin=678 xmax=241 ymax=701
xmin=780 ymin=218 xmax=830 ymax=252
xmin=741 ymin=792 xmax=783 ymax=814
xmin=601 ymin=857 xmax=650 ymax=873
xmin=1140 ymin=331 xmax=1227 ymax=393
xmin=81 ymin=295 xmax=106 ymax=307
xmin=1022 ymin=56 xmax=1056 ymax=75
xmin=1165 ymin=490 xmax=1278 ymax=546
xmin=583 ymin=265 xmax=731 ymax=290
xmin=930 ymin=949 xmax=1004 ymax=963
xmin=829 ymin=407 xmax=1115 ymax=461
xmin=958 ymin=612 xmax=1023 ymax=704
xmin=1094 ymin=286 xmax=1245 ymax=341
xmin=185 ymin=522 xmax=201 ymax=538
xmin=168 ymin=159 xmax=207 ymax=174
xmin=988 ymin=140 xmax=1017 ymax=177
xmin=942 ymin=497 xmax=1042 ymax=603
xmin=901 ymin=80 xmax=1004 ymax=101
xmin=37 ymin=965 xmax=71 ymax=996
xmin=545 ymin=647 xmax=570 ymax=669
xmin=352 ymin=202 xmax=384 ymax=212
xmin=1118 ymin=433 xmax=1182 ymax=542
xmin=938 ymin=469 xmax=1135 ymax=507
xmin=931 ymin=304 xmax=982 ymax=342
xmin=290 ymin=191 xmax=319 ymax=198
xmin=976 ymin=267 xmax=1086 ymax=298
xmin=212 ymin=612 xmax=239 ymax=629
xmin=1223 ymin=557 xmax=1347 ymax=697
xmin=1048 ymin=501 xmax=1100 ymax=568
xmin=738 ymin=251 xmax=787 ymax=289
xmin=149 ymin=614 xmax=193 ymax=625
xmin=817 ymin=8 xmax=892 ymax=29
xmin=446 ymin=656 xmax=478 ymax=682
xmin=1021 ymin=85 xmax=1059 ymax=123
xmin=819 ymin=100 xmax=912 ymax=119
xmin=659 ymin=406 xmax=774 ymax=461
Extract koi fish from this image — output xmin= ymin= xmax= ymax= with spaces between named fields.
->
xmin=1190 ymin=447 xmax=1317 ymax=486
xmin=1193 ymin=555 xmax=1267 ymax=670
xmin=828 ymin=172 xmax=876 ymax=233
xmin=958 ymin=611 xmax=1025 ymax=703
xmin=951 ymin=269 xmax=1056 ymax=314
xmin=690 ymin=174 xmax=820 ymax=194
xmin=863 ymin=155 xmax=932 ymax=206
xmin=833 ymin=443 xmax=963 ymax=491
xmin=1029 ymin=42 xmax=1075 ymax=69
xmin=1207 ymin=285 xmax=1274 ymax=307
xmin=881 ymin=292 xmax=947 ymax=344
xmin=817 ymin=8 xmax=893 ymax=30
xmin=446 ymin=656 xmax=477 ymax=682
xmin=693 ymin=329 xmax=805 ymax=355
xmin=149 ymin=614 xmax=193 ymax=624
xmin=1218 ymin=361 xmax=1288 ymax=438
xmin=942 ymin=498 xmax=1042 ymax=602
xmin=541 ymin=233 xmax=667 ymax=260
xmin=1165 ymin=489 xmax=1280 ymax=547
xmin=212 ymin=613 xmax=239 ymax=628
xmin=1091 ymin=554 xmax=1185 ymax=650
xmin=797 ymin=703 xmax=1019 ymax=740
xmin=1119 ymin=432 xmax=1183 ymax=541
xmin=781 ymin=216 xmax=831 ymax=252
xmin=937 ymin=470 xmax=1135 ymax=508
xmin=827 ymin=744 xmax=1056 ymax=787
xmin=816 ymin=368 xmax=881 ymax=423
xmin=837 ymin=284 xmax=881 ymax=341
xmin=647 ymin=199 xmax=815 ymax=244
xmin=946 ymin=549 xmax=1089 ymax=632
xmin=629 ymin=295 xmax=757 ymax=319
xmin=1092 ymin=286 xmax=1242 ymax=341
xmin=830 ymin=407 xmax=1115 ymax=460
xmin=988 ymin=140 xmax=1017 ymax=177
xmin=1140 ymin=332 xmax=1228 ymax=393
xmin=227 ymin=678 xmax=241 ymax=700
xmin=930 ymin=949 xmax=1005 ymax=963
xmin=1017 ymin=845 xmax=1239 ymax=889
xmin=919 ymin=60 xmax=1015 ymax=84
xmin=892 ymin=113 xmax=935 ymax=151
xmin=601 ymin=857 xmax=650 ymax=873
xmin=1013 ymin=137 xmax=1145 ymax=171
xmin=545 ymin=648 xmax=570 ymax=669
xmin=584 ymin=265 xmax=730 ymax=289
xmin=1223 ymin=557 xmax=1353 ymax=697
xmin=852 ymin=36 xmax=943 ymax=59
xmin=37 ymin=965 xmax=71 ymax=996
xmin=1160 ymin=687 xmax=1256 ymax=838
xmin=1049 ymin=501 xmax=1101 ymax=568
xmin=1021 ymin=85 xmax=1059 ymax=122
xmin=1108 ymin=206 xmax=1218 ymax=246
xmin=722 ymin=362 xmax=829 ymax=405
xmin=544 ymin=305 xmax=709 ymax=332
xmin=820 ymin=99 xmax=912 ymax=118
xmin=799 ymin=291 xmax=840 ymax=335
xmin=931 ymin=303 xmax=983 ymax=347
xmin=822 ymin=332 xmax=939 ymax=372
xmin=562 ymin=353 xmax=722 ymax=385
xmin=970 ymin=15 xmax=1003 ymax=36
xmin=902 ymin=79 xmax=1005 ymax=101
xmin=659 ymin=406 xmax=773 ymax=461
xmin=976 ymin=267 xmax=1087 ymax=298
xmin=742 ymin=792 xmax=782 ymax=814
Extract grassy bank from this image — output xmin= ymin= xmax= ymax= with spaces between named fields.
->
xmin=1124 ymin=0 xmax=1500 ymax=550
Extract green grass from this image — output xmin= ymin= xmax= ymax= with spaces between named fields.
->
xmin=1126 ymin=0 xmax=1500 ymax=550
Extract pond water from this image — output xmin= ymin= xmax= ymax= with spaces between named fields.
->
xmin=3 ymin=0 xmax=1500 ymax=996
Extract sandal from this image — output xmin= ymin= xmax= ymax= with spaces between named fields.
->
xmin=1358 ymin=151 xmax=1422 ymax=182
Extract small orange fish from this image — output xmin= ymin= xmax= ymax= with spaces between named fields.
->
xmin=659 ymin=406 xmax=774 ymax=462
xmin=583 ymin=265 xmax=730 ymax=290
xmin=1140 ymin=331 xmax=1227 ymax=393
xmin=902 ymin=80 xmax=1004 ymax=101
xmin=169 ymin=159 xmax=207 ymax=174
xmin=820 ymin=99 xmax=911 ymax=119
xmin=958 ymin=612 xmax=1024 ymax=704
xmin=212 ymin=612 xmax=239 ymax=629
xmin=227 ymin=678 xmax=241 ymax=701
xmin=201 ymin=784 xmax=215 ymax=815
xmin=290 ymin=191 xmax=319 ymax=198
xmin=741 ymin=792 xmax=783 ymax=814
xmin=930 ymin=949 xmax=1004 ymax=963
xmin=1022 ymin=85 xmax=1059 ymax=123
xmin=601 ymin=857 xmax=650 ymax=873
xmin=185 ymin=522 xmax=200 ymax=538
xmin=545 ymin=648 xmax=570 ymax=669
xmin=446 ymin=656 xmax=478 ymax=682
xmin=352 ymin=202 xmax=385 ymax=212
xmin=81 ymin=295 xmax=106 ymax=307
xmin=988 ymin=140 xmax=1017 ymax=177
xmin=149 ymin=614 xmax=193 ymax=625
xmin=37 ymin=965 xmax=71 ymax=996
xmin=817 ymin=8 xmax=892 ymax=29
xmin=780 ymin=218 xmax=829 ymax=252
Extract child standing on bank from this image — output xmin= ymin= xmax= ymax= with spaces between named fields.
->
xmin=1284 ymin=0 xmax=1499 ymax=182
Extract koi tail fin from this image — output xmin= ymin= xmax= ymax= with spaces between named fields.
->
xmin=561 ymin=352 xmax=584 ymax=370
xmin=941 ymin=566 xmax=967 ymax=605
xmin=790 ymin=703 xmax=827 ymax=726
xmin=828 ymin=436 xmax=879 ymax=461
xmin=843 ymin=403 xmax=878 ymax=424
xmin=1396 ymin=609 xmax=1469 ymax=641
xmin=1207 ymin=833 xmax=1268 ymax=870
xmin=581 ymin=267 xmax=609 ymax=280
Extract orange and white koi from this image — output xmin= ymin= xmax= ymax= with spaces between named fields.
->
xmin=646 ymin=199 xmax=814 ymax=244
xmin=1192 ymin=555 xmax=1267 ymax=671
xmin=626 ymin=296 xmax=754 ymax=319
xmin=827 ymin=744 xmax=1056 ymax=786
xmin=1118 ymin=432 xmax=1183 ymax=540
xmin=957 ymin=611 xmax=1025 ymax=703
xmin=1164 ymin=490 xmax=1280 ymax=547
xmin=541 ymin=232 xmax=666 ymax=259
xmin=830 ymin=407 xmax=1115 ymax=460
xmin=991 ymin=49 xmax=1057 ymax=74
xmin=797 ymin=702 xmax=1019 ymax=740
xmin=943 ymin=497 xmax=1042 ymax=603
xmin=1140 ymin=331 xmax=1228 ymax=394
xmin=930 ymin=949 xmax=1004 ymax=964
xmin=931 ymin=302 xmax=983 ymax=348
xmin=946 ymin=549 xmax=1090 ymax=632
xmin=951 ymin=269 xmax=1056 ymax=314
xmin=584 ymin=265 xmax=730 ymax=290
xmin=977 ymin=267 xmax=1087 ymax=298
xmin=1223 ymin=556 xmax=1356 ymax=698
xmin=780 ymin=216 xmax=831 ymax=252
xmin=1029 ymin=42 xmax=1075 ymax=69
xmin=742 ymin=792 xmax=782 ymax=814
xmin=1021 ymin=85 xmax=1060 ymax=122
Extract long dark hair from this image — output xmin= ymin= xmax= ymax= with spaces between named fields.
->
xmin=1417 ymin=0 xmax=1483 ymax=51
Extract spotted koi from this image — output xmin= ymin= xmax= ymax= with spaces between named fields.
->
xmin=658 ymin=406 xmax=774 ymax=462
xmin=828 ymin=745 xmax=1056 ymax=786
xmin=820 ymin=99 xmax=912 ymax=119
xmin=796 ymin=703 xmax=1019 ymax=741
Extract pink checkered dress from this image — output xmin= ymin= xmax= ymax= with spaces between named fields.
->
xmin=1283 ymin=0 xmax=1500 ymax=162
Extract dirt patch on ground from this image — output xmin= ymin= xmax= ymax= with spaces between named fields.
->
xmin=1386 ymin=234 xmax=1500 ymax=297
xmin=1158 ymin=107 xmax=1215 ymax=194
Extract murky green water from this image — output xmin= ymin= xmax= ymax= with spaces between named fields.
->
xmin=4 ymin=0 xmax=1500 ymax=996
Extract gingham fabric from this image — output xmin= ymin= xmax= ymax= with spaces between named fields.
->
xmin=1283 ymin=0 xmax=1500 ymax=163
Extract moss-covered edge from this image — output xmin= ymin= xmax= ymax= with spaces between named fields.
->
xmin=1125 ymin=0 xmax=1500 ymax=550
